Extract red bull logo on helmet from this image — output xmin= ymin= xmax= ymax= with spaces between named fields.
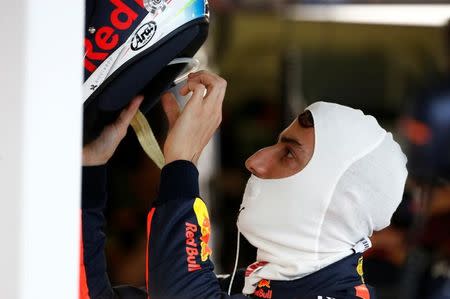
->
xmin=84 ymin=0 xmax=147 ymax=73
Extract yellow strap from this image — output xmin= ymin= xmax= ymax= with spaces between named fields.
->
xmin=130 ymin=110 xmax=165 ymax=169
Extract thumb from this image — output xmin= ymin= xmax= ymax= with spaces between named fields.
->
xmin=161 ymin=92 xmax=180 ymax=129
xmin=116 ymin=95 xmax=144 ymax=129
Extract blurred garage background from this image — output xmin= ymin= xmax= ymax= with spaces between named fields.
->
xmin=103 ymin=2 xmax=450 ymax=299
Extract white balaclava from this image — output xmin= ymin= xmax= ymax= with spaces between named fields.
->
xmin=237 ymin=102 xmax=408 ymax=294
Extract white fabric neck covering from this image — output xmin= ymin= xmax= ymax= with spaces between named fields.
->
xmin=237 ymin=102 xmax=408 ymax=294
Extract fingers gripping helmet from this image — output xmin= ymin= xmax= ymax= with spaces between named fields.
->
xmin=82 ymin=0 xmax=209 ymax=153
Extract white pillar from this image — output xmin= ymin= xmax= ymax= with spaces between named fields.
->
xmin=0 ymin=1 xmax=84 ymax=298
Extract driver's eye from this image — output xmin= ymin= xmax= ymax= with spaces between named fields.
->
xmin=286 ymin=149 xmax=294 ymax=159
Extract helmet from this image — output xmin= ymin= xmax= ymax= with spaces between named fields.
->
xmin=83 ymin=0 xmax=209 ymax=143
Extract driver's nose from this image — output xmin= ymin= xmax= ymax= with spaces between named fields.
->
xmin=245 ymin=146 xmax=277 ymax=179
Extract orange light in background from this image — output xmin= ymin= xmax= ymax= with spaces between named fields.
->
xmin=400 ymin=118 xmax=432 ymax=146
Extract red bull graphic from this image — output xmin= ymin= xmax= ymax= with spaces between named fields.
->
xmin=185 ymin=222 xmax=201 ymax=272
xmin=356 ymin=257 xmax=365 ymax=283
xmin=254 ymin=279 xmax=272 ymax=299
xmin=84 ymin=0 xmax=146 ymax=73
xmin=193 ymin=198 xmax=212 ymax=262
xmin=184 ymin=198 xmax=212 ymax=272
xmin=258 ymin=279 xmax=271 ymax=289
xmin=254 ymin=288 xmax=272 ymax=299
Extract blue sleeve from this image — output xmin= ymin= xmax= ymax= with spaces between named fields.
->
xmin=146 ymin=160 xmax=246 ymax=299
xmin=81 ymin=166 xmax=146 ymax=299
xmin=81 ymin=166 xmax=115 ymax=299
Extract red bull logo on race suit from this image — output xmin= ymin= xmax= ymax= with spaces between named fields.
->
xmin=254 ymin=279 xmax=272 ymax=299
xmin=185 ymin=198 xmax=212 ymax=272
xmin=193 ymin=198 xmax=212 ymax=262
xmin=258 ymin=280 xmax=271 ymax=289
xmin=185 ymin=222 xmax=201 ymax=272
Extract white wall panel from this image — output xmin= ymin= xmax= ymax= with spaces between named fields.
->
xmin=0 ymin=1 xmax=84 ymax=298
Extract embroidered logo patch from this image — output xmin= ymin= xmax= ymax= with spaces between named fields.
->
xmin=357 ymin=256 xmax=365 ymax=283
xmin=254 ymin=279 xmax=272 ymax=299
xmin=193 ymin=198 xmax=212 ymax=262
xmin=185 ymin=222 xmax=201 ymax=272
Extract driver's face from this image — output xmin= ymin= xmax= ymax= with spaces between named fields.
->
xmin=245 ymin=115 xmax=315 ymax=179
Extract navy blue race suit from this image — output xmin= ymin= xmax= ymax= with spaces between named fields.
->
xmin=80 ymin=161 xmax=376 ymax=299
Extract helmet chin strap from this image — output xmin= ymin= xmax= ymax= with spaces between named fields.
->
xmin=130 ymin=109 xmax=165 ymax=169
xmin=130 ymin=57 xmax=200 ymax=169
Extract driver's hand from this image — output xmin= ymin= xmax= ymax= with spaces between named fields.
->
xmin=162 ymin=70 xmax=227 ymax=165
xmin=82 ymin=95 xmax=143 ymax=166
